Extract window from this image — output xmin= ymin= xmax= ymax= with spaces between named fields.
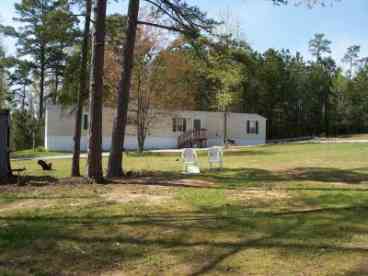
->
xmin=83 ymin=114 xmax=89 ymax=130
xmin=127 ymin=115 xmax=136 ymax=125
xmin=247 ymin=120 xmax=258 ymax=134
xmin=193 ymin=119 xmax=201 ymax=131
xmin=173 ymin=118 xmax=187 ymax=132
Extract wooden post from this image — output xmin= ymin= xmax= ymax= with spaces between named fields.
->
xmin=0 ymin=110 xmax=12 ymax=179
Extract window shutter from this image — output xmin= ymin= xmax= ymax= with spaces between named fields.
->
xmin=183 ymin=118 xmax=187 ymax=132
xmin=246 ymin=120 xmax=250 ymax=134
xmin=256 ymin=121 xmax=259 ymax=134
xmin=172 ymin=118 xmax=176 ymax=132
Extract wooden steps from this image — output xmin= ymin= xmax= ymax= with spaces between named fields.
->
xmin=178 ymin=129 xmax=208 ymax=149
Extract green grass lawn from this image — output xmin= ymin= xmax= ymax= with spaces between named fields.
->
xmin=333 ymin=133 xmax=368 ymax=140
xmin=10 ymin=149 xmax=69 ymax=159
xmin=2 ymin=143 xmax=368 ymax=275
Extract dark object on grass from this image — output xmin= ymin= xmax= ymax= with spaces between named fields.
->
xmin=125 ymin=171 xmax=134 ymax=178
xmin=38 ymin=160 xmax=53 ymax=171
xmin=125 ymin=171 xmax=144 ymax=178
xmin=227 ymin=139 xmax=236 ymax=145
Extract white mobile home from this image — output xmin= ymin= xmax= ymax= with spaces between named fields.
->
xmin=45 ymin=105 xmax=267 ymax=151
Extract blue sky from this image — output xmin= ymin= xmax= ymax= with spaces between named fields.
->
xmin=0 ymin=0 xmax=366 ymax=66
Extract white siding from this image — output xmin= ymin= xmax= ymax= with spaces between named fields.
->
xmin=46 ymin=135 xmax=177 ymax=151
xmin=45 ymin=105 xmax=267 ymax=151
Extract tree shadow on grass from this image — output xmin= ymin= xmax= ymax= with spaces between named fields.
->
xmin=207 ymin=167 xmax=368 ymax=188
xmin=4 ymin=166 xmax=368 ymax=194
xmin=1 ymin=202 xmax=368 ymax=275
xmin=0 ymin=194 xmax=99 ymax=201
xmin=110 ymin=176 xmax=219 ymax=189
xmin=345 ymin=261 xmax=368 ymax=276
xmin=100 ymin=166 xmax=368 ymax=191
xmin=0 ymin=175 xmax=59 ymax=186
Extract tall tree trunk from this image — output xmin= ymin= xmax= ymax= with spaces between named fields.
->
xmin=72 ymin=0 xmax=92 ymax=177
xmin=39 ymin=42 xmax=46 ymax=120
xmin=53 ymin=68 xmax=59 ymax=104
xmin=0 ymin=110 xmax=12 ymax=180
xmin=39 ymin=0 xmax=47 ymax=121
xmin=21 ymin=85 xmax=26 ymax=112
xmin=136 ymin=67 xmax=145 ymax=153
xmin=87 ymin=0 xmax=107 ymax=182
xmin=324 ymin=90 xmax=329 ymax=137
xmin=38 ymin=42 xmax=46 ymax=148
xmin=107 ymin=0 xmax=140 ymax=177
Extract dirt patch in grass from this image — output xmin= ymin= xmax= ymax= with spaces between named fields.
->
xmin=114 ymin=177 xmax=217 ymax=188
xmin=101 ymin=178 xmax=216 ymax=206
xmin=346 ymin=261 xmax=368 ymax=276
xmin=0 ymin=199 xmax=55 ymax=213
xmin=227 ymin=189 xmax=290 ymax=201
xmin=102 ymin=184 xmax=174 ymax=205
xmin=101 ymin=177 xmax=218 ymax=205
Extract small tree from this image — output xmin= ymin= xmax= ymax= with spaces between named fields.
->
xmin=132 ymin=40 xmax=155 ymax=152
xmin=132 ymin=25 xmax=163 ymax=152
xmin=208 ymin=52 xmax=242 ymax=145
xmin=11 ymin=110 xmax=40 ymax=151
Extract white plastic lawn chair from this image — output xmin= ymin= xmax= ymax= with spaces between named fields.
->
xmin=208 ymin=146 xmax=224 ymax=171
xmin=181 ymin=148 xmax=200 ymax=174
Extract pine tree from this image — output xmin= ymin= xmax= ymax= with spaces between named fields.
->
xmin=309 ymin=33 xmax=332 ymax=62
xmin=7 ymin=60 xmax=32 ymax=111
xmin=0 ymin=44 xmax=7 ymax=109
xmin=342 ymin=45 xmax=360 ymax=79
xmin=0 ymin=0 xmax=78 ymax=120
xmin=72 ymin=0 xmax=92 ymax=177
xmin=87 ymin=0 xmax=108 ymax=182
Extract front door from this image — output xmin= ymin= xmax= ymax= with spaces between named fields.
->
xmin=194 ymin=119 xmax=201 ymax=131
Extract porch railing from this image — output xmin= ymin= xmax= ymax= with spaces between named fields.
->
xmin=177 ymin=128 xmax=208 ymax=148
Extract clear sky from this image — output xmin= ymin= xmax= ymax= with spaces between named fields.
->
xmin=0 ymin=0 xmax=366 ymax=66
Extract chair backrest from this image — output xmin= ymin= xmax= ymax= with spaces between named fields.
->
xmin=182 ymin=148 xmax=197 ymax=163
xmin=208 ymin=146 xmax=223 ymax=163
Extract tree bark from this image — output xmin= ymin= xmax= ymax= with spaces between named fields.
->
xmin=38 ymin=0 xmax=47 ymax=121
xmin=53 ymin=67 xmax=59 ymax=104
xmin=107 ymin=0 xmax=140 ymax=177
xmin=223 ymin=111 xmax=228 ymax=145
xmin=324 ymin=90 xmax=329 ymax=137
xmin=87 ymin=0 xmax=107 ymax=183
xmin=21 ymin=85 xmax=26 ymax=112
xmin=136 ymin=66 xmax=146 ymax=153
xmin=0 ymin=110 xmax=12 ymax=180
xmin=72 ymin=0 xmax=92 ymax=177
xmin=39 ymin=42 xmax=45 ymax=120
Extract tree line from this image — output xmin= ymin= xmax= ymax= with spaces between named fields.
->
xmin=1 ymin=0 xmax=364 ymax=182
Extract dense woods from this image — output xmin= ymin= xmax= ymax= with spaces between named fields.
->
xmin=0 ymin=0 xmax=366 ymax=180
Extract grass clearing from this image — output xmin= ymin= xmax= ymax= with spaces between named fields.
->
xmin=2 ymin=143 xmax=368 ymax=275
xmin=10 ymin=148 xmax=69 ymax=159
xmin=333 ymin=133 xmax=368 ymax=140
